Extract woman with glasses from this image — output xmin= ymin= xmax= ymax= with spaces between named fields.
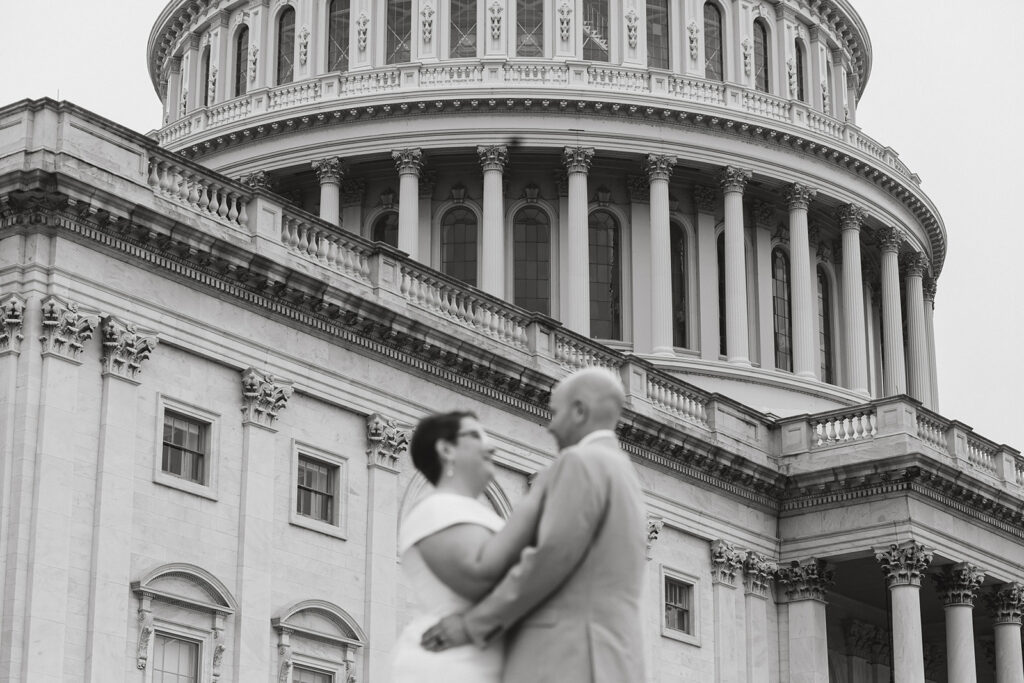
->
xmin=391 ymin=411 xmax=543 ymax=682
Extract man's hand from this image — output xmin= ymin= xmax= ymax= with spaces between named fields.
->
xmin=420 ymin=614 xmax=471 ymax=651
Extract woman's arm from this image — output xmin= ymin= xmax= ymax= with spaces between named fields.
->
xmin=416 ymin=488 xmax=545 ymax=601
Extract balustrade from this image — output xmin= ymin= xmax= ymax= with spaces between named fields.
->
xmin=742 ymin=91 xmax=791 ymax=122
xmin=667 ymin=76 xmax=726 ymax=106
xmin=146 ymin=153 xmax=250 ymax=231
xmin=810 ymin=408 xmax=877 ymax=448
xmin=279 ymin=211 xmax=372 ymax=283
xmin=339 ymin=70 xmax=401 ymax=96
xmin=268 ymin=81 xmax=322 ymax=110
xmin=503 ymin=62 xmax=569 ymax=84
xmin=807 ymin=111 xmax=844 ymax=141
xmin=587 ymin=66 xmax=650 ymax=92
xmin=553 ymin=332 xmax=622 ymax=371
xmin=647 ymin=374 xmax=708 ymax=427
xmin=966 ymin=435 xmax=998 ymax=475
xmin=419 ymin=64 xmax=484 ymax=87
xmin=207 ymin=97 xmax=252 ymax=126
xmin=915 ymin=410 xmax=949 ymax=453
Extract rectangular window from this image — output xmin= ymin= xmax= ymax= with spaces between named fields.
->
xmin=291 ymin=441 xmax=348 ymax=539
xmin=162 ymin=411 xmax=208 ymax=485
xmin=387 ymin=0 xmax=412 ymax=64
xmin=450 ymin=0 xmax=478 ymax=58
xmin=297 ymin=455 xmax=336 ymax=523
xmin=294 ymin=666 xmax=334 ymax=683
xmin=582 ymin=0 xmax=609 ymax=61
xmin=646 ymin=0 xmax=670 ymax=69
xmin=153 ymin=633 xmax=200 ymax=683
xmin=516 ymin=0 xmax=544 ymax=57
xmin=664 ymin=576 xmax=692 ymax=634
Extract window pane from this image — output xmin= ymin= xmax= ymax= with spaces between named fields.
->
xmin=588 ymin=210 xmax=620 ymax=340
xmin=328 ymin=0 xmax=351 ymax=72
xmin=297 ymin=456 xmax=337 ymax=524
xmin=670 ymin=223 xmax=687 ymax=348
xmin=516 ymin=0 xmax=544 ymax=57
xmin=753 ymin=20 xmax=769 ymax=93
xmin=450 ymin=0 xmax=478 ymax=58
xmin=818 ymin=267 xmax=834 ymax=383
xmin=201 ymin=47 xmax=212 ymax=107
xmin=704 ymin=3 xmax=723 ymax=81
xmin=647 ymin=0 xmax=669 ymax=69
xmin=277 ymin=8 xmax=296 ymax=85
xmin=664 ymin=577 xmax=692 ymax=634
xmin=153 ymin=634 xmax=199 ymax=683
xmin=162 ymin=412 xmax=207 ymax=485
xmin=387 ymin=0 xmax=412 ymax=64
xmin=794 ymin=40 xmax=805 ymax=101
xmin=294 ymin=666 xmax=334 ymax=683
xmin=235 ymin=27 xmax=249 ymax=97
xmin=717 ymin=232 xmax=726 ymax=355
xmin=440 ymin=207 xmax=478 ymax=287
xmin=372 ymin=211 xmax=399 ymax=247
xmin=582 ymin=0 xmax=609 ymax=61
xmin=513 ymin=207 xmax=551 ymax=315
xmin=772 ymin=248 xmax=792 ymax=371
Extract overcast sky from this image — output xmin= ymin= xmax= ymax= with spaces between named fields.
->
xmin=1 ymin=1 xmax=1020 ymax=448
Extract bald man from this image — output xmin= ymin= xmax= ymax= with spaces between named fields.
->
xmin=421 ymin=367 xmax=648 ymax=683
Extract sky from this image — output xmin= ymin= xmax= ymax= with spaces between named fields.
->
xmin=1 ymin=1 xmax=1021 ymax=448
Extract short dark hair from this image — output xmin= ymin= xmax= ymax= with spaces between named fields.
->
xmin=410 ymin=411 xmax=477 ymax=484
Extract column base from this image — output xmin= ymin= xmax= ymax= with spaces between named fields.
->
xmin=651 ymin=346 xmax=676 ymax=357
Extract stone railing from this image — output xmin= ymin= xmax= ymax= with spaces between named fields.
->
xmin=647 ymin=371 xmax=709 ymax=427
xmin=280 ymin=208 xmax=373 ymax=284
xmin=146 ymin=149 xmax=251 ymax=233
xmin=808 ymin=406 xmax=877 ymax=448
xmin=741 ymin=91 xmax=791 ymax=123
xmin=207 ymin=97 xmax=252 ymax=126
xmin=588 ymin=65 xmax=651 ymax=92
xmin=268 ymin=80 xmax=323 ymax=110
xmin=503 ymin=61 xmax=569 ymax=85
xmin=419 ymin=63 xmax=485 ymax=87
xmin=667 ymin=75 xmax=726 ymax=106
xmin=552 ymin=331 xmax=623 ymax=371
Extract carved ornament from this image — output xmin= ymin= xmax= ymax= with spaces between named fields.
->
xmin=477 ymin=144 xmax=509 ymax=173
xmin=821 ymin=81 xmax=830 ymax=115
xmin=366 ymin=413 xmax=409 ymax=470
xmin=489 ymin=1 xmax=503 ymax=40
xmin=40 ymin=295 xmax=98 ymax=361
xmin=837 ymin=203 xmax=866 ymax=230
xmin=932 ymin=562 xmax=985 ymax=607
xmin=625 ymin=9 xmax=639 ymax=49
xmin=136 ymin=603 xmax=154 ymax=670
xmin=776 ymin=558 xmax=834 ymax=602
xmin=558 ymin=2 xmax=572 ymax=42
xmin=742 ymin=38 xmax=752 ymax=76
xmin=392 ymin=148 xmax=424 ymax=175
xmin=901 ymin=252 xmax=930 ymax=278
xmin=312 ymin=157 xmax=344 ymax=184
xmin=562 ymin=146 xmax=594 ymax=174
xmin=357 ymin=12 xmax=369 ymax=51
xmin=752 ymin=201 xmax=775 ymax=227
xmin=419 ymin=169 xmax=438 ymax=198
xmin=211 ymin=627 xmax=226 ymax=682
xmin=771 ymin=223 xmax=789 ymax=245
xmin=989 ymin=583 xmax=1024 ymax=625
xmin=644 ymin=154 xmax=677 ymax=183
xmin=299 ymin=27 xmax=310 ymax=65
xmin=743 ymin=551 xmax=777 ymax=597
xmin=521 ymin=182 xmax=541 ymax=203
xmin=719 ymin=166 xmax=752 ymax=193
xmin=646 ymin=515 xmax=663 ymax=560
xmin=0 ymin=293 xmax=26 ymax=354
xmin=421 ymin=3 xmax=435 ymax=43
xmin=278 ymin=642 xmax=293 ymax=683
xmin=626 ymin=175 xmax=649 ymax=203
xmin=710 ymin=539 xmax=745 ymax=586
xmin=687 ymin=22 xmax=699 ymax=60
xmin=248 ymin=46 xmax=259 ymax=83
xmin=207 ymin=66 xmax=217 ymax=107
xmin=101 ymin=316 xmax=158 ymax=381
xmin=243 ymin=170 xmax=273 ymax=191
xmin=877 ymin=226 xmax=903 ymax=253
xmin=340 ymin=178 xmax=366 ymax=206
xmin=875 ymin=541 xmax=933 ymax=587
xmin=845 ymin=619 xmax=889 ymax=663
xmin=923 ymin=277 xmax=937 ymax=302
xmin=553 ymin=170 xmax=569 ymax=197
xmin=693 ymin=185 xmax=717 ymax=213
xmin=784 ymin=183 xmax=817 ymax=211
xmin=241 ymin=367 xmax=293 ymax=427
xmin=787 ymin=58 xmax=797 ymax=97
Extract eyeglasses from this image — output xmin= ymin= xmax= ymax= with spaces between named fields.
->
xmin=456 ymin=429 xmax=485 ymax=441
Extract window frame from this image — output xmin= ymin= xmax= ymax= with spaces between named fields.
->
xmin=151 ymin=630 xmax=203 ymax=683
xmin=437 ymin=203 xmax=481 ymax=287
xmin=276 ymin=5 xmax=297 ymax=86
xmin=703 ymin=1 xmax=725 ymax=82
xmin=154 ymin=395 xmax=220 ymax=501
xmin=290 ymin=440 xmax=349 ymax=540
xmin=587 ymin=207 xmax=623 ymax=341
xmin=234 ymin=25 xmax=250 ymax=98
xmin=292 ymin=662 xmax=336 ymax=683
xmin=515 ymin=0 xmax=545 ymax=57
xmin=327 ymin=0 xmax=351 ymax=72
xmin=753 ymin=18 xmax=770 ymax=93
xmin=386 ymin=0 xmax=413 ymax=65
xmin=646 ymin=0 xmax=671 ymax=70
xmin=660 ymin=565 xmax=701 ymax=646
xmin=510 ymin=204 xmax=554 ymax=316
xmin=582 ymin=0 xmax=611 ymax=62
xmin=771 ymin=246 xmax=793 ymax=372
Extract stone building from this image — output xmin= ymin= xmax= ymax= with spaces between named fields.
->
xmin=0 ymin=0 xmax=1021 ymax=682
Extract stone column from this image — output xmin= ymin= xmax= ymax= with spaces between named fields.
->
xmin=785 ymin=184 xmax=818 ymax=378
xmin=838 ymin=204 xmax=869 ymax=395
xmin=647 ymin=153 xmax=678 ymax=355
xmin=743 ymin=552 xmax=777 ymax=683
xmin=392 ymin=148 xmax=423 ymax=259
xmin=478 ymin=145 xmax=509 ymax=297
xmin=312 ymin=157 xmax=343 ymax=227
xmin=23 ymin=297 xmax=99 ymax=682
xmin=695 ymin=186 xmax=721 ymax=360
xmin=992 ymin=584 xmax=1024 ymax=683
xmin=933 ymin=563 xmax=984 ymax=683
xmin=233 ymin=369 xmax=293 ymax=682
xmin=720 ymin=166 xmax=752 ymax=365
xmin=711 ymin=540 xmax=744 ymax=683
xmin=0 ymin=294 xmax=25 ymax=645
xmin=562 ymin=147 xmax=595 ymax=336
xmin=878 ymin=227 xmax=908 ymax=396
xmin=924 ymin=278 xmax=940 ymax=411
xmin=876 ymin=541 xmax=933 ymax=683
xmin=752 ymin=202 xmax=776 ymax=370
xmin=776 ymin=558 xmax=835 ymax=683
xmin=85 ymin=317 xmax=158 ymax=683
xmin=903 ymin=252 xmax=932 ymax=408
xmin=363 ymin=414 xmax=408 ymax=683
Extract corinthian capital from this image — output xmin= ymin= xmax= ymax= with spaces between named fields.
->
xmin=743 ymin=551 xmax=778 ymax=598
xmin=366 ymin=413 xmax=409 ymax=471
xmin=837 ymin=203 xmax=866 ymax=230
xmin=901 ymin=251 xmax=930 ymax=277
xmin=40 ymin=295 xmax=98 ymax=361
xmin=644 ymin=154 xmax=677 ymax=183
xmin=875 ymin=541 xmax=933 ymax=588
xmin=923 ymin=277 xmax=937 ymax=302
xmin=710 ymin=539 xmax=745 ymax=586
xmin=989 ymin=583 xmax=1024 ymax=625
xmin=784 ymin=183 xmax=817 ymax=210
xmin=0 ymin=293 xmax=26 ymax=354
xmin=392 ymin=148 xmax=424 ymax=175
xmin=101 ymin=316 xmax=158 ymax=381
xmin=776 ymin=558 xmax=834 ymax=602
xmin=877 ymin=226 xmax=904 ymax=253
xmin=562 ymin=146 xmax=595 ymax=174
xmin=241 ymin=367 xmax=293 ymax=428
xmin=311 ymin=157 xmax=343 ymax=184
xmin=693 ymin=185 xmax=718 ymax=213
xmin=719 ymin=166 xmax=752 ymax=193
xmin=477 ymin=145 xmax=509 ymax=172
xmin=932 ymin=563 xmax=985 ymax=607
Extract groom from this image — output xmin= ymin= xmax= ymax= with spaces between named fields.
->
xmin=421 ymin=367 xmax=647 ymax=682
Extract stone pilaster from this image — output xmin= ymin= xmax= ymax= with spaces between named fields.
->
xmin=902 ymin=251 xmax=932 ymax=407
xmin=312 ymin=157 xmax=343 ymax=227
xmin=933 ymin=563 xmax=984 ymax=683
xmin=363 ymin=413 xmax=408 ymax=682
xmin=562 ymin=147 xmax=595 ymax=337
xmin=777 ymin=559 xmax=834 ymax=683
xmin=719 ymin=166 xmax=752 ymax=365
xmin=743 ymin=552 xmax=777 ymax=683
xmin=784 ymin=183 xmax=818 ymax=378
xmin=392 ymin=148 xmax=423 ymax=259
xmin=838 ymin=204 xmax=869 ymax=395
xmin=646 ymin=154 xmax=677 ymax=355
xmin=990 ymin=584 xmax=1024 ymax=683
xmin=478 ymin=145 xmax=509 ymax=297
xmin=234 ymin=368 xmax=292 ymax=681
xmin=694 ymin=185 xmax=720 ymax=360
xmin=876 ymin=541 xmax=933 ymax=683
xmin=710 ymin=540 xmax=744 ymax=682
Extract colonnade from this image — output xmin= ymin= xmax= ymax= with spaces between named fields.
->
xmin=300 ymin=149 xmax=936 ymax=406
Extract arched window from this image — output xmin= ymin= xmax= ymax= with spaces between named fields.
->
xmin=516 ymin=0 xmax=544 ymax=57
xmin=589 ymin=210 xmax=620 ymax=340
xmin=717 ymin=232 xmax=726 ymax=355
xmin=794 ymin=40 xmax=806 ymax=102
xmin=583 ymin=0 xmax=610 ymax=62
xmin=647 ymin=0 xmax=670 ymax=69
xmin=512 ymin=207 xmax=551 ymax=315
xmin=450 ymin=0 xmax=478 ymax=58
xmin=825 ymin=60 xmax=834 ymax=114
xmin=753 ymin=19 xmax=769 ymax=93
xmin=817 ymin=266 xmax=834 ymax=383
xmin=704 ymin=3 xmax=724 ymax=81
xmin=371 ymin=211 xmax=399 ymax=248
xmin=670 ymin=223 xmax=688 ymax=348
xmin=234 ymin=27 xmax=249 ymax=97
xmin=277 ymin=7 xmax=296 ymax=85
xmin=387 ymin=0 xmax=412 ymax=64
xmin=772 ymin=247 xmax=792 ymax=371
xmin=440 ymin=207 xmax=478 ymax=286
xmin=328 ymin=0 xmax=351 ymax=72
xmin=201 ymin=46 xmax=212 ymax=107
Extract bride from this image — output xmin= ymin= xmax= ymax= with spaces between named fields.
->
xmin=391 ymin=411 xmax=543 ymax=682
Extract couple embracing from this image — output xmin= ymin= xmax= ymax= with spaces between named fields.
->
xmin=391 ymin=367 xmax=648 ymax=683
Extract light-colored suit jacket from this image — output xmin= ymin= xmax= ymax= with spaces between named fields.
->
xmin=463 ymin=431 xmax=647 ymax=683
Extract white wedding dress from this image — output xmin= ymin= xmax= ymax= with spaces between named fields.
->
xmin=392 ymin=492 xmax=505 ymax=682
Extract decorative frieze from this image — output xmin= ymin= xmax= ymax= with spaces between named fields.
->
xmin=876 ymin=541 xmax=933 ymax=588
xmin=933 ymin=562 xmax=985 ymax=606
xmin=392 ymin=148 xmax=424 ymax=175
xmin=719 ymin=166 xmax=752 ymax=193
xmin=366 ymin=413 xmax=409 ymax=470
xmin=0 ymin=293 xmax=26 ymax=354
xmin=243 ymin=170 xmax=273 ymax=191
xmin=877 ymin=226 xmax=904 ymax=253
xmin=693 ymin=185 xmax=717 ymax=213
xmin=710 ymin=539 xmax=745 ymax=586
xmin=312 ymin=157 xmax=343 ymax=184
xmin=776 ymin=558 xmax=834 ymax=602
xmin=784 ymin=183 xmax=817 ymax=210
xmin=240 ymin=367 xmax=293 ymax=427
xmin=837 ymin=203 xmax=866 ymax=230
xmin=100 ymin=316 xmax=158 ymax=381
xmin=39 ymin=295 xmax=98 ymax=361
xmin=989 ymin=583 xmax=1024 ymax=625
xmin=562 ymin=146 xmax=595 ymax=174
xmin=743 ymin=551 xmax=777 ymax=597
xmin=477 ymin=144 xmax=509 ymax=172
xmin=644 ymin=154 xmax=677 ymax=183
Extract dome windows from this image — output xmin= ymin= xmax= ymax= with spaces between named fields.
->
xmin=753 ymin=19 xmax=769 ymax=93
xmin=703 ymin=2 xmax=724 ymax=82
xmin=440 ymin=206 xmax=479 ymax=287
xmin=277 ymin=7 xmax=296 ymax=85
xmin=512 ymin=207 xmax=552 ymax=316
xmin=818 ymin=266 xmax=835 ymax=383
xmin=589 ymin=209 xmax=621 ymax=340
xmin=450 ymin=0 xmax=478 ymax=58
xmin=794 ymin=39 xmax=807 ymax=102
xmin=670 ymin=223 xmax=688 ymax=349
xmin=386 ymin=0 xmax=412 ymax=64
xmin=647 ymin=0 xmax=670 ymax=70
xmin=771 ymin=247 xmax=793 ymax=372
xmin=234 ymin=26 xmax=249 ymax=97
xmin=328 ymin=0 xmax=351 ymax=72
xmin=582 ymin=0 xmax=610 ymax=62
xmin=516 ymin=0 xmax=544 ymax=57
